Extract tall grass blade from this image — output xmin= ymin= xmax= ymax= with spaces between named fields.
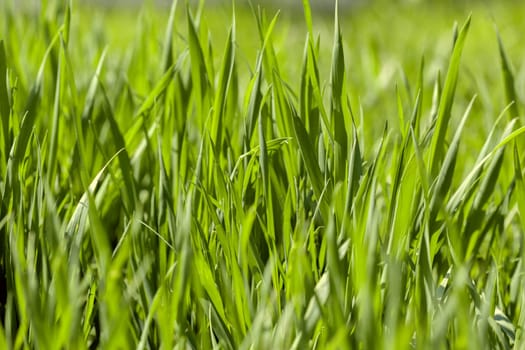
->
xmin=429 ymin=16 xmax=470 ymax=177
xmin=496 ymin=29 xmax=520 ymax=120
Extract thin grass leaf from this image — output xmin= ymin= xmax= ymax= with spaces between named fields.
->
xmin=47 ymin=44 xmax=63 ymax=186
xmin=429 ymin=95 xmax=476 ymax=218
xmin=514 ymin=145 xmax=525 ymax=234
xmin=496 ymin=29 xmax=520 ymax=120
xmin=429 ymin=16 xmax=471 ymax=177
xmin=98 ymin=82 xmax=138 ymax=214
xmin=12 ymin=28 xmax=61 ymax=166
xmin=210 ymin=20 xmax=235 ymax=154
xmin=0 ymin=40 xmax=10 ymax=155
xmin=292 ymin=106 xmax=329 ymax=217
xmin=161 ymin=0 xmax=179 ymax=71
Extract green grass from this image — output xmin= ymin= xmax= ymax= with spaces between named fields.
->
xmin=1 ymin=0 xmax=525 ymax=348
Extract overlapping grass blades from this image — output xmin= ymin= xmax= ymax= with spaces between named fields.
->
xmin=1 ymin=0 xmax=525 ymax=348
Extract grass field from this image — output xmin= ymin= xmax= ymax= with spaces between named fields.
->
xmin=1 ymin=0 xmax=525 ymax=348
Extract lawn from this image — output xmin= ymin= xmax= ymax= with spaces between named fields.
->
xmin=1 ymin=0 xmax=525 ymax=348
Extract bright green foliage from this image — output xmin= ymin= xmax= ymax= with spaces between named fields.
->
xmin=1 ymin=0 xmax=525 ymax=349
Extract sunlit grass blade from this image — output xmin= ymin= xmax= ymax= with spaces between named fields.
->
xmin=429 ymin=16 xmax=470 ymax=177
xmin=12 ymin=28 xmax=61 ymax=167
xmin=429 ymin=95 xmax=476 ymax=219
xmin=292 ymin=105 xmax=329 ymax=217
xmin=210 ymin=18 xmax=235 ymax=154
xmin=161 ymin=0 xmax=179 ymax=71
xmin=98 ymin=83 xmax=138 ymax=214
xmin=496 ymin=28 xmax=520 ymax=120
xmin=47 ymin=43 xmax=63 ymax=187
xmin=330 ymin=1 xmax=348 ymax=184
xmin=0 ymin=40 xmax=10 ymax=157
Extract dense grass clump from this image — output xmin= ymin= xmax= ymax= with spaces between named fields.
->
xmin=1 ymin=0 xmax=525 ymax=348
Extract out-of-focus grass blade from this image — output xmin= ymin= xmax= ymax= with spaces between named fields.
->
xmin=63 ymin=0 xmax=72 ymax=47
xmin=47 ymin=45 xmax=63 ymax=186
xmin=397 ymin=86 xmax=406 ymax=137
xmin=429 ymin=16 xmax=470 ymax=177
xmin=0 ymin=40 xmax=10 ymax=154
xmin=411 ymin=127 xmax=430 ymax=202
xmin=496 ymin=29 xmax=520 ymax=120
xmin=301 ymin=0 xmax=313 ymax=39
xmin=493 ymin=307 xmax=516 ymax=346
xmin=411 ymin=58 xmax=425 ymax=138
xmin=161 ymin=0 xmax=179 ymax=71
xmin=85 ymin=192 xmax=110 ymax=274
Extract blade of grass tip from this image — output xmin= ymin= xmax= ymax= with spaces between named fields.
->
xmin=13 ymin=27 xmax=61 ymax=166
xmin=496 ymin=28 xmax=520 ymax=120
xmin=301 ymin=0 xmax=313 ymax=39
xmin=411 ymin=57 xmax=425 ymax=138
xmin=161 ymin=0 xmax=179 ymax=72
xmin=186 ymin=4 xmax=209 ymax=118
xmin=243 ymin=8 xmax=279 ymax=145
xmin=210 ymin=18 xmax=235 ymax=154
xmin=299 ymin=34 xmax=320 ymax=149
xmin=65 ymin=149 xmax=124 ymax=236
xmin=470 ymin=135 xmax=505 ymax=212
xmin=254 ymin=6 xmax=281 ymax=75
xmin=330 ymin=0 xmax=348 ymax=184
xmin=62 ymin=0 xmax=72 ymax=47
xmin=429 ymin=16 xmax=470 ymax=177
xmin=306 ymin=33 xmax=332 ymax=145
xmin=0 ymin=40 xmax=10 ymax=154
xmin=424 ymin=70 xmax=442 ymax=147
xmin=47 ymin=45 xmax=63 ymax=187
xmin=397 ymin=85 xmax=406 ymax=138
